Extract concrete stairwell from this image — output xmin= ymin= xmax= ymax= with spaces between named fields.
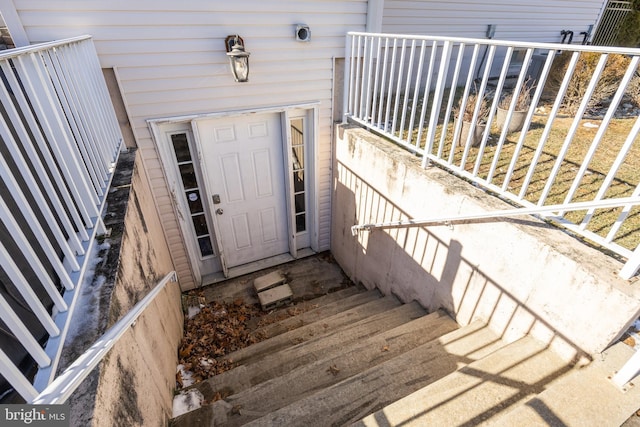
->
xmin=170 ymin=262 xmax=640 ymax=426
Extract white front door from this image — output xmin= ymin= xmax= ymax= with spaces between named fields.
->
xmin=195 ymin=113 xmax=289 ymax=268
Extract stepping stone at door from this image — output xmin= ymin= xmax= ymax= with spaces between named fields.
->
xmin=258 ymin=284 xmax=293 ymax=311
xmin=253 ymin=271 xmax=286 ymax=293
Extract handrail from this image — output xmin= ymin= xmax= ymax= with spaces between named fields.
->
xmin=0 ymin=35 xmax=92 ymax=60
xmin=31 ymin=271 xmax=177 ymax=405
xmin=352 ymin=197 xmax=640 ymax=234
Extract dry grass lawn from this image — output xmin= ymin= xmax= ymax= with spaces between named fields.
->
xmin=413 ymin=114 xmax=640 ymax=251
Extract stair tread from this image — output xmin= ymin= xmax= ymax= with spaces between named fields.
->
xmin=220 ymin=293 xmax=398 ymax=367
xmin=355 ymin=335 xmax=575 ymax=427
xmin=487 ymin=342 xmax=640 ymax=427
xmin=243 ymin=321 xmax=505 ymax=427
xmin=197 ymin=310 xmax=457 ymax=426
xmin=250 ymin=287 xmax=378 ymax=340
xmin=179 ymin=301 xmax=429 ymax=409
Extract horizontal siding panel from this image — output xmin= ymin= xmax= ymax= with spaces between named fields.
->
xmin=382 ymin=0 xmax=604 ymax=42
xmin=20 ymin=10 xmax=367 ymax=28
xmin=116 ymin=60 xmax=331 ymax=81
xmin=93 ymin=35 xmax=347 ymax=55
xmin=17 ymin=0 xmax=367 ymax=14
xmin=119 ymin=70 xmax=332 ymax=94
xmin=124 ymin=95 xmax=330 ymax=119
xmin=26 ymin=25 xmax=361 ymax=44
xmin=98 ymin=45 xmax=345 ymax=68
xmin=125 ymin=84 xmax=331 ymax=106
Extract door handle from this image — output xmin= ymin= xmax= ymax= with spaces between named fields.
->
xmin=216 ymin=208 xmax=224 ymax=215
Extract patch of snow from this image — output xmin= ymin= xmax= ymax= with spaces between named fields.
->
xmin=64 ymin=241 xmax=111 ymax=345
xmin=200 ymin=358 xmax=214 ymax=368
xmin=172 ymin=388 xmax=204 ymax=418
xmin=583 ymin=122 xmax=599 ymax=129
xmin=187 ymin=305 xmax=202 ymax=319
xmin=177 ymin=364 xmax=195 ymax=388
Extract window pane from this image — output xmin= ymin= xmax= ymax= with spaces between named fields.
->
xmin=186 ymin=190 xmax=203 ymax=214
xmin=295 ymin=193 xmax=305 ymax=214
xmin=294 ymin=170 xmax=304 ymax=193
xmin=290 ymin=118 xmax=304 ymax=144
xmin=192 ymin=214 xmax=209 ymax=235
xmin=198 ymin=236 xmax=214 ymax=257
xmin=171 ymin=133 xmax=191 ymax=163
xmin=296 ymin=213 xmax=306 ymax=233
xmin=179 ymin=163 xmax=197 ymax=189
xmin=291 ymin=146 xmax=304 ymax=170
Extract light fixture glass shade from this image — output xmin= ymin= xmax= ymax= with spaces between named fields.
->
xmin=227 ymin=43 xmax=250 ymax=82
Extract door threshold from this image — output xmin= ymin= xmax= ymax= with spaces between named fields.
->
xmin=201 ymin=248 xmax=316 ymax=286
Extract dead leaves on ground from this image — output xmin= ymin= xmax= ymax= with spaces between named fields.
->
xmin=177 ymin=295 xmax=263 ymax=388
xmin=177 ymin=293 xmax=324 ymax=392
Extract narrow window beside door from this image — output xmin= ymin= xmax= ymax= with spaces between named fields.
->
xmin=290 ymin=118 xmax=306 ymax=233
xmin=170 ymin=133 xmax=215 ymax=257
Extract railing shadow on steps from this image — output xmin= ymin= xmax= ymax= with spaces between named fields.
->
xmin=333 ymin=160 xmax=636 ymax=424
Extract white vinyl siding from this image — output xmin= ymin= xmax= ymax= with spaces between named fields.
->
xmin=12 ymin=0 xmax=367 ymax=288
xmin=382 ymin=0 xmax=605 ymax=43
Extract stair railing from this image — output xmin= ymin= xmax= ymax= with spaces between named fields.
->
xmin=351 ymin=197 xmax=640 ymax=280
xmin=30 ymin=271 xmax=177 ymax=405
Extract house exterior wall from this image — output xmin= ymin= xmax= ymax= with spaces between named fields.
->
xmin=332 ymin=124 xmax=640 ymax=359
xmin=9 ymin=0 xmax=368 ymax=288
xmin=381 ymin=0 xmax=605 ymax=43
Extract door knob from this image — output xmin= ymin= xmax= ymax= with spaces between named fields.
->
xmin=216 ymin=208 xmax=224 ymax=215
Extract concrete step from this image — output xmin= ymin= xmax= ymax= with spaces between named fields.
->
xmin=246 ymin=321 xmax=505 ymax=426
xmin=487 ymin=342 xmax=640 ymax=427
xmin=354 ymin=335 xmax=575 ymax=427
xmin=246 ymin=285 xmax=363 ymax=331
xmin=176 ymin=300 xmax=429 ymax=415
xmin=253 ymin=270 xmax=285 ymax=292
xmin=218 ymin=293 xmax=399 ymax=367
xmin=250 ymin=287 xmax=378 ymax=340
xmin=191 ymin=310 xmax=458 ymax=426
xmin=257 ymin=283 xmax=293 ymax=310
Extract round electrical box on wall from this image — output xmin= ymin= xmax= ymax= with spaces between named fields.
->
xmin=296 ymin=24 xmax=311 ymax=42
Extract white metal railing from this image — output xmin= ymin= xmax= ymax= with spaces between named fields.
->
xmin=31 ymin=271 xmax=177 ymax=405
xmin=344 ymin=31 xmax=640 ymax=280
xmin=0 ymin=36 xmax=124 ymax=402
xmin=592 ymin=0 xmax=633 ymax=46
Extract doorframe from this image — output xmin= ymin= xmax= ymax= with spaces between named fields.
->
xmin=149 ymin=102 xmax=320 ymax=281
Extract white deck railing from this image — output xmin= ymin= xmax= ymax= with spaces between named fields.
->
xmin=344 ymin=31 xmax=640 ymax=280
xmin=0 ymin=36 xmax=124 ymax=402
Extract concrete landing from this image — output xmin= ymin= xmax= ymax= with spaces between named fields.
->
xmin=199 ymin=253 xmax=350 ymax=305
xmin=488 ymin=342 xmax=640 ymax=427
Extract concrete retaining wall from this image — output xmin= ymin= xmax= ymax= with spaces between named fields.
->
xmin=62 ymin=151 xmax=183 ymax=427
xmin=91 ymin=152 xmax=183 ymax=427
xmin=331 ymin=125 xmax=640 ymax=359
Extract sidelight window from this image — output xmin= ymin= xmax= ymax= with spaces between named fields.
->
xmin=170 ymin=133 xmax=214 ymax=257
xmin=290 ymin=118 xmax=306 ymax=233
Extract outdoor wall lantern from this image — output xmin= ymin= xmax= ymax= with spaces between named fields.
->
xmin=225 ymin=35 xmax=250 ymax=82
